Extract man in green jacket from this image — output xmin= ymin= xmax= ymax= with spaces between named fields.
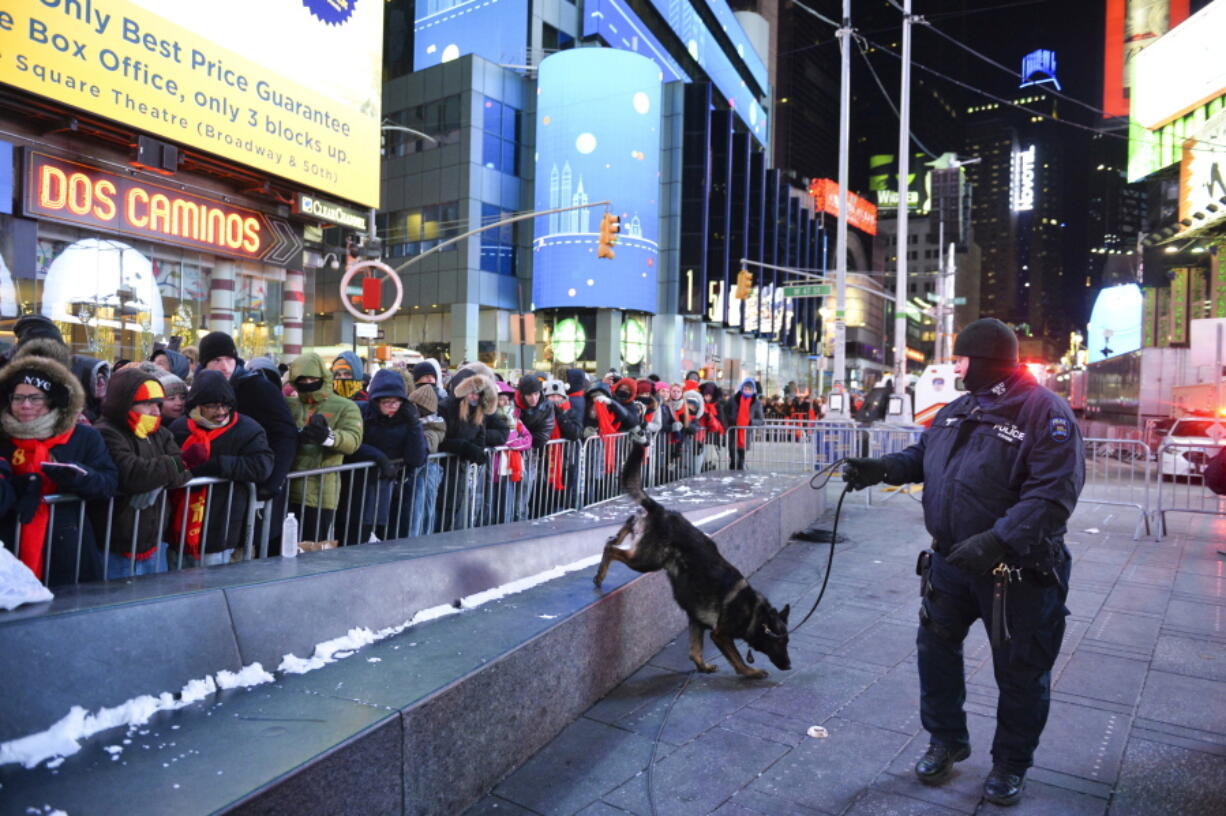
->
xmin=286 ymin=353 xmax=363 ymax=543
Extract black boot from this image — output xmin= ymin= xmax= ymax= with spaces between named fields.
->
xmin=914 ymin=742 xmax=971 ymax=785
xmin=983 ymin=765 xmax=1025 ymax=806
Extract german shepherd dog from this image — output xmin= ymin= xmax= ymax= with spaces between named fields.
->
xmin=593 ymin=442 xmax=791 ymax=678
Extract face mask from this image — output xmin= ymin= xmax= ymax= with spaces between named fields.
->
xmin=127 ymin=409 xmax=161 ymax=439
xmin=333 ymin=380 xmax=361 ymax=398
xmin=295 ymin=379 xmax=324 ymax=393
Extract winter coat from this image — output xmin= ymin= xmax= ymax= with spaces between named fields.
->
xmin=70 ymin=355 xmax=108 ymax=423
xmin=450 ymin=365 xmax=511 ymax=448
xmin=0 ymin=353 xmax=116 ymax=585
xmin=286 ymin=353 xmax=364 ymax=510
xmin=349 ymin=369 xmax=428 ymax=475
xmin=229 ymin=364 xmax=299 ymax=500
xmin=564 ymin=368 xmax=588 ymax=426
xmin=91 ymin=367 xmax=193 ymax=557
xmin=582 ymin=382 xmax=637 ymax=434
xmin=551 ymin=400 xmax=582 ymax=442
xmin=514 ymin=392 xmax=555 ymax=449
xmin=169 ymin=410 xmax=274 ymax=554
xmin=438 ymin=370 xmax=498 ymax=462
xmin=881 ymin=368 xmax=1085 ymax=573
xmin=719 ymin=380 xmax=767 ymax=449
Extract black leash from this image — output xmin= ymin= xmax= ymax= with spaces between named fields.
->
xmin=646 ymin=668 xmax=694 ymax=816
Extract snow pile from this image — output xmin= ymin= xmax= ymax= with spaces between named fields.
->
xmin=0 ymin=665 xmax=271 ymax=771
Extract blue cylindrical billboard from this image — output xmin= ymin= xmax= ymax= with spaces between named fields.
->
xmin=533 ymin=49 xmax=661 ymax=313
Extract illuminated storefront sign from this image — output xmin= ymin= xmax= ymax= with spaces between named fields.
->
xmin=24 ymin=153 xmax=301 ymax=264
xmin=1088 ymin=283 xmax=1144 ymax=362
xmin=294 ymin=193 xmax=367 ymax=230
xmin=0 ymin=1 xmax=382 ymax=206
xmin=1011 ymin=145 xmax=1037 ymax=212
xmin=1178 ymin=108 xmax=1226 ymax=228
xmin=533 ymin=49 xmax=660 ymax=313
xmin=1020 ymin=49 xmax=1061 ymax=90
xmin=808 ymin=179 xmax=878 ymax=235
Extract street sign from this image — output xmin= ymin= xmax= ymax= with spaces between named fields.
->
xmin=924 ymin=292 xmax=966 ymax=305
xmin=782 ymin=284 xmax=832 ymax=298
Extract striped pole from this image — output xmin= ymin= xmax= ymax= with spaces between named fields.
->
xmin=208 ymin=261 xmax=236 ymax=336
xmin=283 ymin=267 xmax=305 ymax=359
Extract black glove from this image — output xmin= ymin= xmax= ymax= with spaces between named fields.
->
xmin=463 ymin=442 xmax=488 ymax=464
xmin=842 ymin=457 xmax=888 ymax=491
xmin=682 ymin=423 xmax=698 ymax=437
xmin=300 ymin=413 xmax=330 ymax=445
xmin=41 ymin=461 xmax=86 ymax=489
xmin=191 ymin=456 xmax=221 ymax=478
xmin=375 ymin=455 xmax=400 ymax=480
xmin=945 ymin=530 xmax=1007 ymax=575
xmin=17 ymin=473 xmax=42 ymax=524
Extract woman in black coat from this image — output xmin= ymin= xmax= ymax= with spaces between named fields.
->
xmin=169 ymin=371 xmax=274 ymax=566
xmin=341 ymin=369 xmax=427 ymax=541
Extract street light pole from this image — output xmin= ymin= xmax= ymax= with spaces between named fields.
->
xmin=892 ymin=0 xmax=915 ymax=421
xmin=832 ymin=0 xmax=852 ymax=417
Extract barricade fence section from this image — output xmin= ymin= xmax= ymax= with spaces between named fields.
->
xmin=1153 ymin=441 xmax=1226 ymax=540
xmin=22 ymin=423 xmax=1203 ymax=586
xmin=1082 ymin=438 xmax=1152 ymax=539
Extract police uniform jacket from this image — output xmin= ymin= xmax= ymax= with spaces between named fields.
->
xmin=880 ymin=368 xmax=1084 ymax=573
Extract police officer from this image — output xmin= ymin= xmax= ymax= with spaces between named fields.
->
xmin=842 ymin=318 xmax=1084 ymax=806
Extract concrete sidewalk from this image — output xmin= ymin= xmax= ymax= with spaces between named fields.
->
xmin=467 ymin=488 xmax=1226 ymax=815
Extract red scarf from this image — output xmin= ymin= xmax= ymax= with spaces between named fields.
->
xmin=704 ymin=402 xmax=725 ymax=436
xmin=547 ymin=399 xmax=570 ymax=490
xmin=11 ymin=428 xmax=76 ymax=580
xmin=594 ymin=400 xmax=621 ymax=473
xmin=736 ymin=395 xmax=751 ymax=448
xmin=170 ymin=414 xmax=235 ymax=558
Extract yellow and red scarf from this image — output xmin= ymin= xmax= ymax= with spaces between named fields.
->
xmin=11 ymin=428 xmax=75 ymax=580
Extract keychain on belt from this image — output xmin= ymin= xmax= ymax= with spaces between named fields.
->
xmin=990 ymin=563 xmax=1023 ymax=650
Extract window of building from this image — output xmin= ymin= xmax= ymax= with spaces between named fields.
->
xmin=383 ymin=95 xmax=462 ymax=157
xmin=378 ymin=201 xmax=462 ymax=258
xmin=481 ymin=96 xmax=521 ymax=174
xmin=479 ymin=202 xmax=517 ymax=276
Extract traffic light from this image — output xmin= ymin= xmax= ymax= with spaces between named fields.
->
xmin=598 ymin=212 xmax=620 ymax=259
xmin=734 ymin=268 xmax=753 ymax=299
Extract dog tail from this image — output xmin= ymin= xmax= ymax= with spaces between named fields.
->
xmin=621 ymin=440 xmax=659 ymax=509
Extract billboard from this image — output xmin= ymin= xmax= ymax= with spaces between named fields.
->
xmin=1131 ymin=1 xmax=1226 ymax=131
xmin=1179 ymin=108 xmax=1226 ymax=228
xmin=583 ymin=0 xmax=689 ymax=84
xmin=868 ymin=154 xmax=930 ymax=213
xmin=532 ymin=49 xmax=660 ymax=313
xmin=1102 ymin=0 xmax=1190 ymax=119
xmin=1011 ymin=145 xmax=1037 ymax=212
xmin=0 ymin=0 xmax=382 ymax=207
xmin=1087 ymin=283 xmax=1144 ymax=362
xmin=413 ymin=0 xmax=529 ymax=73
xmin=809 ymin=179 xmax=877 ymax=236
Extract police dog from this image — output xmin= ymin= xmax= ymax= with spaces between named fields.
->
xmin=592 ymin=442 xmax=791 ymax=678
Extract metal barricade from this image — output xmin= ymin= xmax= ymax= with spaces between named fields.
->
xmin=575 ymin=431 xmax=640 ymax=508
xmin=1082 ymin=438 xmax=1153 ymax=539
xmin=722 ymin=425 xmax=817 ymax=473
xmin=856 ymin=426 xmax=925 ymax=506
xmin=812 ymin=420 xmax=860 ymax=472
xmin=1153 ymin=441 xmax=1226 ymax=540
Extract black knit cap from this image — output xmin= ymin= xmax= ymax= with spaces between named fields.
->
xmin=517 ymin=374 xmax=542 ymax=396
xmin=953 ymin=318 xmax=1018 ymax=362
xmin=187 ymin=369 xmax=237 ymax=409
xmin=6 ymin=367 xmax=71 ymax=409
xmin=198 ymin=331 xmax=239 ymax=367
xmin=411 ymin=361 xmax=437 ymax=382
xmin=13 ymin=314 xmax=63 ymax=345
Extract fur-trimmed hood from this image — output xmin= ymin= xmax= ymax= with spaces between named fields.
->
xmin=13 ymin=337 xmax=72 ymax=369
xmin=0 ymin=352 xmax=86 ymax=436
xmin=451 ymin=370 xmax=498 ymax=415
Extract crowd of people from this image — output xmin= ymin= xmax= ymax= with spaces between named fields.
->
xmin=0 ymin=314 xmax=821 ymax=587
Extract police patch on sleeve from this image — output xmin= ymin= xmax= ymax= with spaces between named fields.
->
xmin=1048 ymin=416 xmax=1071 ymax=442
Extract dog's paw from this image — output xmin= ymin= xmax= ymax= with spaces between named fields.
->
xmin=741 ymin=668 xmax=769 ymax=680
xmin=696 ymin=662 xmax=717 ymax=673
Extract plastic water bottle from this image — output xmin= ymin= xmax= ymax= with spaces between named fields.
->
xmin=281 ymin=513 xmax=299 ymax=558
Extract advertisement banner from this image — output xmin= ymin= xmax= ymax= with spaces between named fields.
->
xmin=1131 ymin=0 xmax=1226 ymax=131
xmin=1179 ymin=108 xmax=1226 ymax=226
xmin=1142 ymin=285 xmax=1158 ymax=347
xmin=0 ymin=1 xmax=382 ymax=206
xmin=24 ymin=152 xmax=303 ymax=265
xmin=532 ymin=49 xmax=660 ymax=313
xmin=809 ymin=179 xmax=877 ymax=236
xmin=1102 ymin=0 xmax=1189 ymax=119
xmin=413 ymin=0 xmax=529 ymax=74
xmin=1169 ymin=267 xmax=1189 ymax=345
xmin=1212 ymin=254 xmax=1226 ymax=318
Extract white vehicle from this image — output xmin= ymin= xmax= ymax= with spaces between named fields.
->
xmin=1158 ymin=417 xmax=1226 ymax=479
xmin=913 ymin=364 xmax=967 ymax=428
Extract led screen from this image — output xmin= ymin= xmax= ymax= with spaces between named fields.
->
xmin=0 ymin=0 xmax=383 ymax=207
xmin=583 ymin=0 xmax=689 ymax=83
xmin=414 ymin=0 xmax=529 ymax=72
xmin=533 ymin=49 xmax=660 ymax=313
xmin=701 ymin=0 xmax=769 ymax=93
xmin=644 ymin=0 xmax=768 ymax=147
xmin=1088 ymin=283 xmax=1144 ymax=362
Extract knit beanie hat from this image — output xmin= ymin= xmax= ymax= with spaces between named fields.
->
xmin=517 ymin=374 xmax=542 ymax=396
xmin=953 ymin=318 xmax=1018 ymax=362
xmin=542 ymin=379 xmax=567 ymax=399
xmin=5 ymin=366 xmax=72 ymax=410
xmin=153 ymin=369 xmax=188 ymax=399
xmin=187 ymin=369 xmax=236 ymax=409
xmin=198 ymin=331 xmax=239 ymax=367
xmin=13 ymin=314 xmax=63 ymax=345
xmin=408 ymin=384 xmax=438 ymax=415
xmin=636 ymin=379 xmax=654 ymax=397
xmin=411 ymin=361 xmax=438 ymax=382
